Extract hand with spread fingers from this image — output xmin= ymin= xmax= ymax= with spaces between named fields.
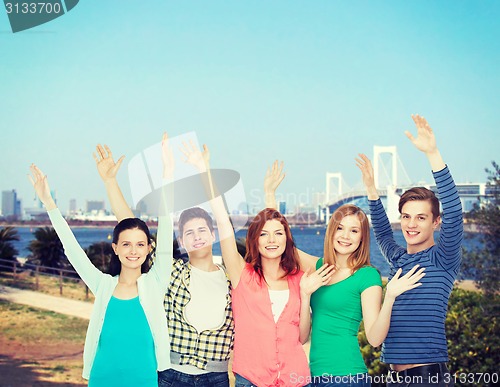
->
xmin=356 ymin=153 xmax=378 ymax=200
xmin=264 ymin=160 xmax=285 ymax=210
xmin=180 ymin=139 xmax=210 ymax=173
xmin=264 ymin=160 xmax=285 ymax=196
xmin=300 ymin=264 xmax=336 ymax=297
xmin=405 ymin=114 xmax=437 ymax=154
xmin=385 ymin=264 xmax=426 ymax=301
xmin=93 ymin=144 xmax=125 ymax=182
xmin=28 ymin=164 xmax=56 ymax=211
xmin=405 ymin=114 xmax=445 ymax=172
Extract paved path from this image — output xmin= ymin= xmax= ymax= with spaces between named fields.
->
xmin=0 ymin=278 xmax=479 ymax=322
xmin=0 ymin=285 xmax=92 ymax=320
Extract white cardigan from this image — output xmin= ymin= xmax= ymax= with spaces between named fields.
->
xmin=48 ymin=208 xmax=173 ymax=379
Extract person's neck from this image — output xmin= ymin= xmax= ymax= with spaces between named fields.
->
xmin=189 ymin=256 xmax=218 ymax=272
xmin=407 ymin=240 xmax=435 ymax=255
xmin=118 ymin=268 xmax=141 ymax=284
xmin=262 ymin=258 xmax=285 ymax=280
xmin=334 ymin=255 xmax=350 ymax=270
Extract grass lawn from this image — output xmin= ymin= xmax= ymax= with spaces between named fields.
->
xmin=0 ymin=299 xmax=88 ymax=386
xmin=0 ymin=271 xmax=95 ymax=302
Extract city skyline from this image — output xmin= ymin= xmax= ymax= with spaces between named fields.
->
xmin=1 ymin=1 xmax=499 ymax=214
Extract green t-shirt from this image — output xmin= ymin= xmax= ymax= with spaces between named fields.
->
xmin=309 ymin=259 xmax=382 ymax=376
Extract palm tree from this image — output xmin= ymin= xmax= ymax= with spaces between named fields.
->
xmin=0 ymin=226 xmax=20 ymax=272
xmin=27 ymin=227 xmax=67 ymax=274
xmin=86 ymin=241 xmax=114 ymax=273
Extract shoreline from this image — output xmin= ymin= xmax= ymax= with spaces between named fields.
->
xmin=0 ymin=221 xmax=482 ymax=233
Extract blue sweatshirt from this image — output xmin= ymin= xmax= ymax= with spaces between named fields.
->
xmin=369 ymin=166 xmax=463 ymax=364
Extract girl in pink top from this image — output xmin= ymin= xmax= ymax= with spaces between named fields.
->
xmin=232 ymin=208 xmax=316 ymax=387
xmin=181 ymin=143 xmax=335 ymax=387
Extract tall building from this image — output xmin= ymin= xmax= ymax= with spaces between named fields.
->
xmin=69 ymin=199 xmax=77 ymax=214
xmin=312 ymin=192 xmax=326 ymax=208
xmin=1 ymin=190 xmax=21 ymax=219
xmin=86 ymin=200 xmax=105 ymax=213
xmin=278 ymin=201 xmax=287 ymax=215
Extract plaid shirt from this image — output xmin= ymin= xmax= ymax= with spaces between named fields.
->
xmin=165 ymin=259 xmax=234 ymax=370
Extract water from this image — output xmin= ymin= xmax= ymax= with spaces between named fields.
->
xmin=10 ymin=225 xmax=481 ymax=277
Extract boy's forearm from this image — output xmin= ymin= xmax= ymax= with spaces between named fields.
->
xmin=366 ymin=185 xmax=379 ymax=201
xmin=426 ymin=149 xmax=446 ymax=172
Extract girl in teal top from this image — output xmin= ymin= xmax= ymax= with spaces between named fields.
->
xmin=264 ymin=164 xmax=425 ymax=387
xmin=29 ymin=133 xmax=174 ymax=386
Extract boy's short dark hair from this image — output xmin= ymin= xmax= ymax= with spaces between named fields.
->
xmin=178 ymin=207 xmax=215 ymax=236
xmin=398 ymin=187 xmax=440 ymax=220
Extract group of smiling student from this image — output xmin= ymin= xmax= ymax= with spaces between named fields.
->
xmin=29 ymin=114 xmax=463 ymax=387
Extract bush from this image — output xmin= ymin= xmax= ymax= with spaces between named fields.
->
xmin=359 ymin=287 xmax=499 ymax=386
xmin=446 ymin=288 xmax=499 ymax=377
xmin=460 ymin=161 xmax=500 ymax=296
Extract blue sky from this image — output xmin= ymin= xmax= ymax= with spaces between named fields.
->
xmin=1 ymin=0 xmax=499 ymax=214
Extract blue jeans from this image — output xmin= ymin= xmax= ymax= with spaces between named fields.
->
xmin=313 ymin=373 xmax=370 ymax=387
xmin=386 ymin=363 xmax=453 ymax=386
xmin=235 ymin=373 xmax=312 ymax=387
xmin=234 ymin=374 xmax=257 ymax=387
xmin=158 ymin=368 xmax=229 ymax=387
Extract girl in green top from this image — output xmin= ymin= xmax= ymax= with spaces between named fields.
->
xmin=264 ymin=163 xmax=425 ymax=387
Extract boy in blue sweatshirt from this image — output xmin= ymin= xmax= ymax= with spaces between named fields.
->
xmin=357 ymin=114 xmax=463 ymax=386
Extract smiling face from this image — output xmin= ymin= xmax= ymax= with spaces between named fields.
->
xmin=179 ymin=217 xmax=215 ymax=255
xmin=112 ymin=228 xmax=151 ymax=272
xmin=324 ymin=205 xmax=370 ymax=270
xmin=258 ymin=219 xmax=287 ymax=260
xmin=333 ymin=214 xmax=362 ymax=259
xmin=400 ymin=200 xmax=440 ymax=254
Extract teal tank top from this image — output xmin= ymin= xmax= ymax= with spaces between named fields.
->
xmin=89 ymin=296 xmax=157 ymax=387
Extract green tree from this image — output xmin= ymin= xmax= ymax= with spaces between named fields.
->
xmin=446 ymin=288 xmax=499 ymax=380
xmin=0 ymin=226 xmax=20 ymax=272
xmin=85 ymin=241 xmax=114 ymax=273
xmin=359 ymin=288 xmax=499 ymax=386
xmin=26 ymin=226 xmax=67 ymax=274
xmin=461 ymin=161 xmax=500 ymax=295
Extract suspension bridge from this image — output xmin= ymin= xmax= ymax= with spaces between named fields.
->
xmin=323 ymin=145 xmax=493 ymax=223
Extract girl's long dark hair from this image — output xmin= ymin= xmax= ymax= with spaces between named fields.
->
xmin=108 ymin=218 xmax=153 ymax=276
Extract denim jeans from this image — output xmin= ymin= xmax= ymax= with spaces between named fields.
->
xmin=235 ymin=373 xmax=312 ymax=387
xmin=313 ymin=373 xmax=370 ymax=387
xmin=234 ymin=374 xmax=257 ymax=387
xmin=386 ymin=363 xmax=453 ymax=387
xmin=158 ymin=368 xmax=229 ymax=387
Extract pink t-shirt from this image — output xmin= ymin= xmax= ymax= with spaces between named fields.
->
xmin=232 ymin=264 xmax=310 ymax=387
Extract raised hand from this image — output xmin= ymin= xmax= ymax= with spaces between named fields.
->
xmin=264 ymin=160 xmax=285 ymax=195
xmin=300 ymin=264 xmax=336 ymax=296
xmin=405 ymin=114 xmax=437 ymax=155
xmin=180 ymin=140 xmax=210 ymax=172
xmin=385 ymin=264 xmax=426 ymax=300
xmin=356 ymin=153 xmax=378 ymax=200
xmin=356 ymin=153 xmax=375 ymax=188
xmin=93 ymin=144 xmax=125 ymax=182
xmin=28 ymin=164 xmax=56 ymax=210
xmin=161 ymin=132 xmax=175 ymax=180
